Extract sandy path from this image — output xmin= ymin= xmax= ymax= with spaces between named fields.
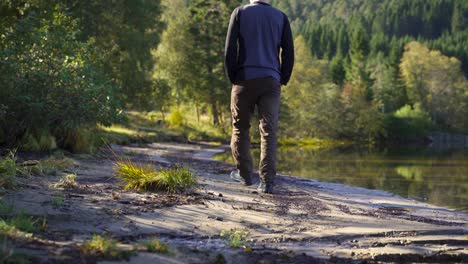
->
xmin=2 ymin=142 xmax=467 ymax=263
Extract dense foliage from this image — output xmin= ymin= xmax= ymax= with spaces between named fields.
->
xmin=0 ymin=1 xmax=164 ymax=150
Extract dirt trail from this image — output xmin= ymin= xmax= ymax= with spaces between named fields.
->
xmin=2 ymin=142 xmax=467 ymax=263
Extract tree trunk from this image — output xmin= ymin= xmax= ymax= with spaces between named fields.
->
xmin=211 ymin=101 xmax=219 ymax=126
xmin=195 ymin=103 xmax=200 ymax=124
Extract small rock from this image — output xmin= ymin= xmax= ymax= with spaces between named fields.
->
xmin=208 ymin=215 xmax=224 ymax=221
xmin=218 ymin=193 xmax=223 ymax=197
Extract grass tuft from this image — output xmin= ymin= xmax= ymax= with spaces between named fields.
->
xmin=142 ymin=239 xmax=169 ymax=254
xmin=22 ymin=157 xmax=74 ymax=176
xmin=51 ymin=196 xmax=65 ymax=207
xmin=0 ymin=237 xmax=35 ymax=264
xmin=81 ymin=235 xmax=133 ymax=259
xmin=49 ymin=174 xmax=77 ymax=189
xmin=114 ymin=159 xmax=196 ymax=193
xmin=0 ymin=201 xmax=43 ymax=239
xmin=220 ymin=229 xmax=250 ymax=248
xmin=0 ymin=152 xmax=18 ymax=189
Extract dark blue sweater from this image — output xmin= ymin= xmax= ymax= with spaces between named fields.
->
xmin=224 ymin=1 xmax=294 ymax=85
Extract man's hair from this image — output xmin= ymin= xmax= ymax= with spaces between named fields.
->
xmin=250 ymin=0 xmax=271 ymax=3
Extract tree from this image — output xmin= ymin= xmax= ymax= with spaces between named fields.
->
xmin=68 ymin=0 xmax=165 ymax=109
xmin=400 ymin=41 xmax=468 ymax=131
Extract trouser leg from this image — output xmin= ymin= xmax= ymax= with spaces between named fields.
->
xmin=230 ymin=83 xmax=255 ymax=181
xmin=257 ymin=78 xmax=281 ymax=184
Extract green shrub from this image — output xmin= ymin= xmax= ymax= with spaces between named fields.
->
xmin=37 ymin=132 xmax=57 ymax=152
xmin=0 ymin=3 xmax=122 ymax=151
xmin=114 ymin=160 xmax=196 ymax=193
xmin=168 ymin=110 xmax=184 ymax=128
xmin=386 ymin=103 xmax=432 ymax=139
xmin=63 ymin=129 xmax=95 ymax=153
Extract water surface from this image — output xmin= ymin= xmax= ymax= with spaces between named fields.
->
xmin=216 ymin=146 xmax=468 ymax=211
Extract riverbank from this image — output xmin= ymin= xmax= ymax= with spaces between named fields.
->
xmin=1 ymin=142 xmax=467 ymax=263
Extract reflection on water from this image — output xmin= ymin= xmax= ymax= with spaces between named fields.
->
xmin=215 ymin=147 xmax=468 ymax=211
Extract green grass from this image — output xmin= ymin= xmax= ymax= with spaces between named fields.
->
xmin=49 ymin=173 xmax=77 ymax=189
xmin=0 ymin=152 xmax=18 ymax=189
xmin=51 ymin=196 xmax=65 ymax=207
xmin=0 ymin=201 xmax=44 ymax=239
xmin=81 ymin=235 xmax=134 ymax=259
xmin=0 ymin=238 xmax=35 ymax=264
xmin=278 ymin=138 xmax=351 ymax=149
xmin=97 ymin=110 xmax=227 ymax=146
xmin=1 ymin=212 xmax=39 ymax=234
xmin=22 ymin=157 xmax=74 ymax=176
xmin=142 ymin=239 xmax=169 ymax=254
xmin=220 ymin=229 xmax=251 ymax=248
xmin=114 ymin=159 xmax=197 ymax=193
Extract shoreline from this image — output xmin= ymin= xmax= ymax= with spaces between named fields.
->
xmin=1 ymin=142 xmax=467 ymax=263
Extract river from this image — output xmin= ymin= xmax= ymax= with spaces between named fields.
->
xmin=215 ymin=146 xmax=468 ymax=212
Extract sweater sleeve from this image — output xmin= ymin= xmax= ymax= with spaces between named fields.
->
xmin=280 ymin=13 xmax=294 ymax=86
xmin=224 ymin=7 xmax=240 ymax=84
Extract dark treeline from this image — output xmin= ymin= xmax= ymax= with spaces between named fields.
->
xmin=272 ymin=0 xmax=468 ymax=75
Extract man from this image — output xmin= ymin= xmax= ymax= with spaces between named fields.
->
xmin=224 ymin=0 xmax=294 ymax=193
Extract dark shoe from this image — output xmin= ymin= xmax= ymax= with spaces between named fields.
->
xmin=230 ymin=170 xmax=253 ymax=186
xmin=257 ymin=182 xmax=274 ymax=194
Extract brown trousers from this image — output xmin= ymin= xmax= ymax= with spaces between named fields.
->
xmin=230 ymin=77 xmax=281 ymax=184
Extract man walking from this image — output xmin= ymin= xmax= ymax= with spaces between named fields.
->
xmin=224 ymin=0 xmax=294 ymax=193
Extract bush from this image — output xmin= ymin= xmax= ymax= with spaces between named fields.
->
xmin=63 ymin=129 xmax=96 ymax=153
xmin=0 ymin=3 xmax=122 ymax=150
xmin=385 ymin=103 xmax=432 ymax=139
xmin=167 ymin=109 xmax=185 ymax=128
